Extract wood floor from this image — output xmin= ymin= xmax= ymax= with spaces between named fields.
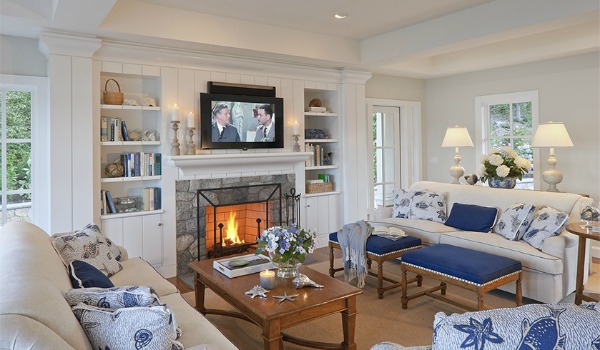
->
xmin=167 ymin=248 xmax=600 ymax=294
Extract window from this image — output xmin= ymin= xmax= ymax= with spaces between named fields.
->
xmin=366 ymin=99 xmax=421 ymax=216
xmin=371 ymin=106 xmax=400 ymax=209
xmin=0 ymin=74 xmax=48 ymax=229
xmin=0 ymin=87 xmax=32 ymax=226
xmin=475 ymin=91 xmax=539 ymax=189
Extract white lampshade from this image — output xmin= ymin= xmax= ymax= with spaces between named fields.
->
xmin=531 ymin=122 xmax=573 ymax=148
xmin=441 ymin=126 xmax=474 ymax=148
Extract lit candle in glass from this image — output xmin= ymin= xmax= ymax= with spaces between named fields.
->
xmin=259 ymin=269 xmax=276 ymax=290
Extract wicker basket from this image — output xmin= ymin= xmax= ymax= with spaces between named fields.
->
xmin=306 ymin=182 xmax=334 ymax=194
xmin=103 ymin=78 xmax=124 ymax=105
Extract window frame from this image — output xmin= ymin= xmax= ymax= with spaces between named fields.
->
xmin=474 ymin=90 xmax=539 ymax=189
xmin=0 ymin=74 xmax=49 ymax=230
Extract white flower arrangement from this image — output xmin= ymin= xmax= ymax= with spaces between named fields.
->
xmin=478 ymin=146 xmax=532 ymax=182
xmin=255 ymin=224 xmax=317 ymax=264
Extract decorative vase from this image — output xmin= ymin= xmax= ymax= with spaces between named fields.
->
xmin=488 ymin=177 xmax=517 ymax=189
xmin=270 ymin=254 xmax=302 ymax=278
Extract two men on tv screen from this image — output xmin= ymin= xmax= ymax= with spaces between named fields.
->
xmin=211 ymin=103 xmax=275 ymax=142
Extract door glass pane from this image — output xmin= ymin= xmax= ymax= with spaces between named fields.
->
xmin=374 ymin=184 xmax=383 ymax=208
xmin=382 ymin=113 xmax=395 ymax=147
xmin=382 ymin=184 xmax=394 ymax=208
xmin=6 ymin=91 xmax=32 ymax=139
xmin=383 ymin=148 xmax=395 ymax=183
xmin=0 ymin=90 xmax=3 ymax=138
xmin=489 ymin=104 xmax=509 ymax=137
xmin=373 ymin=113 xmax=382 ymax=147
xmin=6 ymin=142 xmax=31 ymax=195
xmin=374 ymin=149 xmax=383 ymax=182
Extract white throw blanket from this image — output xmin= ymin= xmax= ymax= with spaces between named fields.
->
xmin=337 ymin=220 xmax=373 ymax=288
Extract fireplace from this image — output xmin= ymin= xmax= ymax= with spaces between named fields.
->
xmin=175 ymin=174 xmax=295 ymax=276
xmin=199 ymin=183 xmax=281 ymax=259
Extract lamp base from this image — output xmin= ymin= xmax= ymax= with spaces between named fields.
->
xmin=449 ymin=165 xmax=465 ymax=185
xmin=542 ymin=169 xmax=563 ymax=192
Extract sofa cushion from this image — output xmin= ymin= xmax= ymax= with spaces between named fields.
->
xmin=494 ymin=203 xmax=536 ymax=240
xmin=72 ymin=303 xmax=183 ymax=350
xmin=64 ymin=286 xmax=160 ymax=310
xmin=52 ymin=224 xmax=122 ymax=276
xmin=431 ymin=302 xmax=600 ymax=350
xmin=445 ymin=203 xmax=498 ymax=233
xmin=110 ymin=257 xmax=178 ymax=297
xmin=522 ymin=206 xmax=569 ymax=250
xmin=68 ymin=260 xmax=115 ymax=288
xmin=410 ymin=190 xmax=447 ymax=223
xmin=392 ymin=189 xmax=413 ymax=218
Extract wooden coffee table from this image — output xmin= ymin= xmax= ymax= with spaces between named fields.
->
xmin=189 ymin=259 xmax=362 ymax=350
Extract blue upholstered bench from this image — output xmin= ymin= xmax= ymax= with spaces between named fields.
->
xmin=400 ymin=244 xmax=523 ymax=311
xmin=329 ymin=232 xmax=422 ymax=298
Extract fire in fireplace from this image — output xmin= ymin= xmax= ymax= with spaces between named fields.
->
xmin=198 ymin=183 xmax=282 ymax=259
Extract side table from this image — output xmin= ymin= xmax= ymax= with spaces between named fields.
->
xmin=565 ymin=222 xmax=600 ymax=305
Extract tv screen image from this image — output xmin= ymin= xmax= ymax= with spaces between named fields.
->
xmin=200 ymin=93 xmax=284 ymax=150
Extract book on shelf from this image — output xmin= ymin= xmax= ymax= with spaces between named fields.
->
xmin=101 ymin=117 xmax=108 ymax=142
xmin=154 ymin=153 xmax=162 ymax=176
xmin=100 ymin=190 xmax=108 ymax=215
xmin=121 ymin=120 xmax=129 ymax=141
xmin=112 ymin=118 xmax=121 ymax=141
xmin=105 ymin=190 xmax=117 ymax=214
xmin=144 ymin=187 xmax=161 ymax=211
xmin=110 ymin=124 xmax=115 ymax=141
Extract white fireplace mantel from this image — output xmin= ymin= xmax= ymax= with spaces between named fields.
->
xmin=166 ymin=152 xmax=312 ymax=176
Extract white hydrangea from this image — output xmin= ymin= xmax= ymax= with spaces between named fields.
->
xmin=496 ymin=164 xmax=510 ymax=178
xmin=501 ymin=146 xmax=518 ymax=158
xmin=488 ymin=154 xmax=504 ymax=166
xmin=480 ymin=155 xmax=489 ymax=163
xmin=477 ymin=164 xmax=486 ymax=177
xmin=515 ymin=157 xmax=530 ymax=170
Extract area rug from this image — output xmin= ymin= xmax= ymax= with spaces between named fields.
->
xmin=182 ymin=258 xmax=535 ymax=349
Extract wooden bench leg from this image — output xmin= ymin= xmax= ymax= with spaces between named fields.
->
xmin=376 ymin=262 xmax=384 ymax=299
xmin=401 ymin=265 xmax=408 ymax=309
xmin=515 ymin=272 xmax=523 ymax=306
xmin=329 ymin=243 xmax=335 ymax=277
xmin=440 ymin=282 xmax=447 ymax=295
xmin=476 ymin=290 xmax=484 ymax=311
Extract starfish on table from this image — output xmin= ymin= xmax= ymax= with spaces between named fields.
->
xmin=245 ymin=285 xmax=269 ymax=299
xmin=273 ymin=291 xmax=299 ymax=303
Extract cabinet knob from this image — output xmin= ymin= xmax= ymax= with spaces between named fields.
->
xmin=158 ymin=222 xmax=163 ymax=226
xmin=306 ymin=205 xmax=311 ymax=208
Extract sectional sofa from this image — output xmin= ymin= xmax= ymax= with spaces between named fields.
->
xmin=373 ymin=181 xmax=593 ymax=303
xmin=0 ymin=221 xmax=238 ymax=349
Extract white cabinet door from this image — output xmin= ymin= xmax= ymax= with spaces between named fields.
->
xmin=123 ymin=216 xmax=143 ymax=259
xmin=305 ymin=195 xmax=339 ymax=248
xmin=142 ymin=214 xmax=163 ymax=266
xmin=102 ymin=218 xmax=124 ymax=246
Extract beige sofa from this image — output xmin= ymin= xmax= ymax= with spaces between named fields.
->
xmin=374 ymin=181 xmax=593 ymax=304
xmin=0 ymin=221 xmax=238 ymax=350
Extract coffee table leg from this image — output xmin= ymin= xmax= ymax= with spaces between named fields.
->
xmin=194 ymin=272 xmax=206 ymax=314
xmin=342 ymin=295 xmax=357 ymax=350
xmin=262 ymin=319 xmax=282 ymax=350
xmin=329 ymin=243 xmax=335 ymax=277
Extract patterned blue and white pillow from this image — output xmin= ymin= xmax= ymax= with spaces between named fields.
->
xmin=72 ymin=303 xmax=183 ymax=350
xmin=65 ymin=286 xmax=160 ymax=310
xmin=410 ymin=190 xmax=447 ymax=223
xmin=432 ymin=302 xmax=600 ymax=350
xmin=494 ymin=203 xmax=536 ymax=240
xmin=521 ymin=206 xmax=569 ymax=250
xmin=391 ymin=189 xmax=413 ymax=219
xmin=52 ymin=223 xmax=123 ymax=276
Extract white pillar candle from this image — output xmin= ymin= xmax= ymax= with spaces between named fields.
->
xmin=171 ymin=104 xmax=179 ymax=121
xmin=259 ymin=269 xmax=276 ymax=289
xmin=293 ymin=120 xmax=299 ymax=135
xmin=188 ymin=112 xmax=194 ymax=128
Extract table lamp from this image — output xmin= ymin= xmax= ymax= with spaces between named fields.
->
xmin=531 ymin=121 xmax=573 ymax=192
xmin=441 ymin=126 xmax=474 ymax=184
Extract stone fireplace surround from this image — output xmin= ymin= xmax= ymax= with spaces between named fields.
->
xmin=175 ymin=174 xmax=295 ymax=276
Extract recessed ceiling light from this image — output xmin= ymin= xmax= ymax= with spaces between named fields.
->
xmin=334 ymin=13 xmax=348 ymax=19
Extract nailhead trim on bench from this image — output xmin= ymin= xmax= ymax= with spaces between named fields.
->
xmin=328 ymin=240 xmax=419 ymax=257
xmin=402 ymin=262 xmax=522 ymax=287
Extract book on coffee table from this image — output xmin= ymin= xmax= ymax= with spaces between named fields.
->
xmin=213 ymin=254 xmax=275 ymax=278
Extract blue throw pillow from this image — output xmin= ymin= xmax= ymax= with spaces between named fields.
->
xmin=444 ymin=203 xmax=498 ymax=232
xmin=69 ymin=260 xmax=114 ymax=289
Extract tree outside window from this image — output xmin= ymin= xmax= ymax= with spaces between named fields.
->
xmin=0 ymin=89 xmax=32 ymax=226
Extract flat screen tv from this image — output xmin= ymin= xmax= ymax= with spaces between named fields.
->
xmin=200 ymin=93 xmax=284 ymax=150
